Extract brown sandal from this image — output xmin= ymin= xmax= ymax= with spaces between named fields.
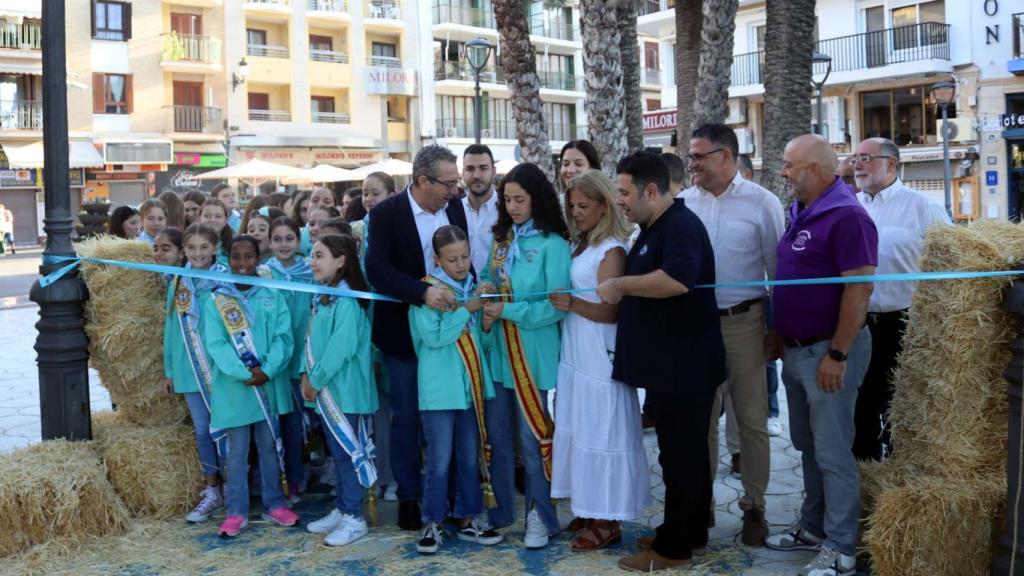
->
xmin=566 ymin=517 xmax=589 ymax=533
xmin=570 ymin=520 xmax=622 ymax=551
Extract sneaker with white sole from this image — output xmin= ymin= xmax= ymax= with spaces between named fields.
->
xmin=383 ymin=481 xmax=398 ymax=502
xmin=766 ymin=522 xmax=823 ymax=552
xmin=186 ymin=485 xmax=223 ymax=523
xmin=524 ymin=509 xmax=549 ymax=549
xmin=417 ymin=522 xmax=444 ymax=554
xmin=307 ymin=509 xmax=345 ymax=534
xmin=457 ymin=516 xmax=503 ymax=546
xmin=324 ymin=514 xmax=368 ymax=547
xmin=767 ymin=417 xmax=784 ymax=437
xmin=801 ymin=546 xmax=857 ymax=576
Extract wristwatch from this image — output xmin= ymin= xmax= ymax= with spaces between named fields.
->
xmin=827 ymin=348 xmax=848 ymax=362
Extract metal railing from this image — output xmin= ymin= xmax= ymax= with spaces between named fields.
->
xmin=434 ymin=61 xmax=505 ymax=83
xmin=730 ymin=51 xmax=764 ymax=86
xmin=367 ymin=0 xmax=400 ymax=20
xmin=642 ymin=67 xmax=661 ymax=85
xmin=1014 ymin=13 xmax=1024 ymax=60
xmin=432 ymin=2 xmax=495 ymax=29
xmin=537 ymin=70 xmax=582 ymax=91
xmin=435 ymin=118 xmax=581 ymax=141
xmin=164 ymin=105 xmax=222 ymax=133
xmin=367 ymin=54 xmax=401 ymax=67
xmin=639 ymin=0 xmax=664 ymax=16
xmin=312 ymin=111 xmax=351 ymax=123
xmin=249 ymin=109 xmax=291 ymax=121
xmin=245 ymin=0 xmax=291 ymax=6
xmin=247 ymin=43 xmax=289 ymax=58
xmin=529 ymin=15 xmax=575 ymax=41
xmin=311 ymin=48 xmax=348 ymax=63
xmin=0 ymin=19 xmax=40 ymax=50
xmin=161 ymin=33 xmax=222 ymax=64
xmin=0 ymin=100 xmax=41 ymax=130
xmin=308 ymin=0 xmax=347 ymax=13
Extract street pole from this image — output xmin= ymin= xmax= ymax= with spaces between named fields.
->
xmin=473 ymin=75 xmax=482 ymax=144
xmin=29 ymin=0 xmax=92 ymax=441
xmin=816 ymin=88 xmax=824 ymax=136
xmin=940 ymin=102 xmax=952 ymax=218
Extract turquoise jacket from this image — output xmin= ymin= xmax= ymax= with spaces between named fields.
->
xmin=265 ymin=264 xmax=314 ymax=381
xmin=302 ymin=296 xmax=378 ymax=415
xmin=300 ymin=226 xmax=312 ymax=256
xmin=201 ymin=286 xmax=294 ymax=429
xmin=481 ymin=233 xmax=571 ymax=391
xmin=162 ymin=280 xmax=217 ymax=394
xmin=409 ymin=302 xmax=494 ymax=411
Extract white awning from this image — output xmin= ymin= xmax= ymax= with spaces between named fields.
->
xmin=5 ymin=140 xmax=105 ymax=169
xmin=0 ymin=63 xmax=42 ymax=76
xmin=0 ymin=0 xmax=40 ymax=20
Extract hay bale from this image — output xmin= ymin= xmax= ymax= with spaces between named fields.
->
xmin=865 ymin=474 xmax=1004 ymax=576
xmin=0 ymin=440 xmax=129 ymax=557
xmin=91 ymin=411 xmax=203 ymax=519
xmin=76 ymin=236 xmax=187 ymax=426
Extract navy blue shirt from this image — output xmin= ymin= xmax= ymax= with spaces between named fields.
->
xmin=612 ymin=198 xmax=726 ymax=395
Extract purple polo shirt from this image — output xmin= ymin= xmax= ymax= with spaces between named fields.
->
xmin=773 ymin=177 xmax=878 ymax=340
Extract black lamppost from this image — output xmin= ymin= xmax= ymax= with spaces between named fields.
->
xmin=811 ymin=52 xmax=833 ymax=138
xmin=931 ymin=80 xmax=956 ymax=219
xmin=464 ymin=36 xmax=493 ymax=144
xmin=28 ymin=0 xmax=92 ymax=440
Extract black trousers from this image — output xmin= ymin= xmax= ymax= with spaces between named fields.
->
xmin=852 ymin=310 xmax=906 ymax=461
xmin=648 ymin=386 xmax=716 ymax=560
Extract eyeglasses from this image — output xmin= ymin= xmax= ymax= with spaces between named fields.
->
xmin=427 ymin=175 xmax=461 ymax=190
xmin=686 ymin=148 xmax=726 ymax=163
xmin=850 ymin=154 xmax=893 ymax=165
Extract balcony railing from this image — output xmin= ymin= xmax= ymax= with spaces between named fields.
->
xmin=432 ymin=2 xmax=495 ymax=29
xmin=311 ymin=48 xmax=348 ymax=63
xmin=164 ymin=105 xmax=222 ymax=133
xmin=312 ymin=111 xmax=351 ymax=123
xmin=642 ymin=67 xmax=661 ymax=85
xmin=529 ymin=16 xmax=575 ymax=41
xmin=248 ymin=43 xmax=289 ymax=58
xmin=249 ymin=109 xmax=291 ymax=121
xmin=730 ymin=51 xmax=764 ymax=86
xmin=367 ymin=54 xmax=401 ymax=68
xmin=308 ymin=0 xmax=347 ymax=12
xmin=367 ymin=0 xmax=400 ymax=20
xmin=245 ymin=0 xmax=290 ymax=6
xmin=639 ymin=0 xmax=670 ymax=16
xmin=538 ymin=70 xmax=582 ymax=91
xmin=435 ymin=118 xmax=582 ymax=141
xmin=0 ymin=100 xmax=41 ymax=130
xmin=0 ymin=19 xmax=40 ymax=50
xmin=1014 ymin=13 xmax=1023 ymax=60
xmin=161 ymin=34 xmax=222 ymax=64
xmin=434 ymin=61 xmax=505 ymax=83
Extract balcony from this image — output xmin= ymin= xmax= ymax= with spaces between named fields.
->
xmin=164 ymin=105 xmax=222 ymax=134
xmin=639 ymin=0 xmax=673 ymax=16
xmin=160 ymin=34 xmax=222 ymax=72
xmin=0 ymin=100 xmax=41 ymax=131
xmin=366 ymin=0 xmax=400 ymax=20
xmin=248 ymin=43 xmax=289 ymax=58
xmin=730 ymin=51 xmax=763 ymax=86
xmin=163 ymin=0 xmax=223 ymax=6
xmin=1012 ymin=13 xmax=1024 ymax=75
xmin=435 ymin=118 xmax=581 ymax=141
xmin=312 ymin=111 xmax=351 ymax=124
xmin=249 ymin=109 xmax=291 ymax=121
xmin=0 ymin=19 xmax=40 ymax=51
xmin=537 ymin=70 xmax=583 ymax=92
xmin=308 ymin=0 xmax=348 ymax=15
xmin=434 ymin=61 xmax=504 ymax=84
xmin=367 ymin=54 xmax=401 ymax=68
xmin=432 ymin=3 xmax=495 ymax=29
xmin=642 ymin=67 xmax=661 ymax=86
xmin=529 ymin=16 xmax=575 ymax=42
xmin=244 ymin=0 xmax=292 ymax=18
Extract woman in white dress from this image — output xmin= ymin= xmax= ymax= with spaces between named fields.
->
xmin=549 ymin=171 xmax=650 ymax=551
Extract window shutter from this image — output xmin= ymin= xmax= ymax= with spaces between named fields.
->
xmin=123 ymin=2 xmax=132 ymax=41
xmin=92 ymin=73 xmax=104 ymax=113
xmin=125 ymin=74 xmax=133 ymax=113
xmin=90 ymin=0 xmax=96 ymax=39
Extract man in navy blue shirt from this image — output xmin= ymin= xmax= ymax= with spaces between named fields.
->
xmin=598 ymin=151 xmax=726 ymax=572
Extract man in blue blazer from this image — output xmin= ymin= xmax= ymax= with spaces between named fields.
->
xmin=366 ymin=145 xmax=469 ymax=531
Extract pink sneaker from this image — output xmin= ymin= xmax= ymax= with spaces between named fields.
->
xmin=262 ymin=507 xmax=299 ymax=527
xmin=219 ymin=515 xmax=248 ymax=538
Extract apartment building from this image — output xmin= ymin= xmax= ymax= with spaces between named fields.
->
xmin=419 ymin=0 xmax=587 ymax=161
xmin=637 ymin=0 xmax=1024 ymax=222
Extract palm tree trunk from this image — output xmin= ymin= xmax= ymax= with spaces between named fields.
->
xmin=692 ymin=0 xmax=737 ymax=127
xmin=674 ymin=0 xmax=702 ymax=167
xmin=580 ymin=0 xmax=628 ymax=175
xmin=618 ymin=1 xmax=644 ymax=153
xmin=759 ymin=0 xmax=816 ymax=202
xmin=493 ymin=0 xmax=556 ymax=181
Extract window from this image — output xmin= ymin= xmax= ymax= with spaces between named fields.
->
xmin=170 ymin=13 xmax=202 ymax=36
xmin=92 ymin=73 xmax=132 ymax=114
xmin=644 ymin=42 xmax=659 ymax=70
xmin=247 ymin=28 xmax=267 ymax=47
xmin=309 ymin=35 xmax=333 ymax=52
xmin=372 ymin=42 xmax=397 ymax=58
xmin=860 ymin=83 xmax=956 ymax=146
xmin=646 ymin=98 xmax=661 ymax=111
xmin=311 ymin=96 xmax=335 ymax=114
xmin=248 ymin=92 xmax=270 ymax=111
xmin=92 ymin=0 xmax=131 ymax=41
xmin=892 ymin=0 xmax=946 ymax=49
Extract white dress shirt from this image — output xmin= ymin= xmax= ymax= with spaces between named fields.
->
xmin=679 ymin=172 xmax=785 ymax=309
xmin=407 ymin=189 xmax=450 ymax=275
xmin=857 ymin=178 xmax=950 ymax=313
xmin=462 ymin=190 xmax=499 ymax=275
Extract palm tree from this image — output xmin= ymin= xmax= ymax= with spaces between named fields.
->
xmin=673 ymin=0 xmax=702 ymax=165
xmin=580 ymin=0 xmax=628 ymax=173
xmin=493 ymin=0 xmax=556 ymax=181
xmin=619 ymin=1 xmax=644 ymax=152
xmin=758 ymin=0 xmax=816 ymax=201
xmin=691 ymin=0 xmax=737 ymax=127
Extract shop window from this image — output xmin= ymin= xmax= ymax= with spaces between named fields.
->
xmin=92 ymin=0 xmax=131 ymax=41
xmin=91 ymin=73 xmax=132 ymax=114
xmin=860 ymin=84 xmax=955 ymax=146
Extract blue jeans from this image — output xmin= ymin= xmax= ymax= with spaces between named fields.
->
xmin=421 ymin=409 xmax=482 ymax=523
xmin=385 ymin=354 xmax=422 ymax=502
xmin=323 ymin=413 xmax=365 ymax=518
xmin=224 ymin=422 xmax=288 ymax=517
xmin=766 ymin=361 xmax=780 ymax=418
xmin=184 ymin=393 xmax=221 ymax=478
xmin=782 ymin=328 xmax=871 ymax=556
xmin=373 ymin=391 xmax=393 ymax=488
xmin=280 ymin=403 xmax=305 ymax=490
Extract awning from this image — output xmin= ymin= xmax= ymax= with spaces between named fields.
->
xmin=0 ymin=63 xmax=42 ymax=76
xmin=5 ymin=140 xmax=105 ymax=169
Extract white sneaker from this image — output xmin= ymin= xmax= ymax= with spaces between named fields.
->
xmin=383 ymin=481 xmax=398 ymax=502
xmin=767 ymin=417 xmax=784 ymax=437
xmin=523 ymin=509 xmax=549 ymax=549
xmin=185 ymin=485 xmax=223 ymax=523
xmin=801 ymin=546 xmax=857 ymax=576
xmin=307 ymin=509 xmax=345 ymax=534
xmin=324 ymin=514 xmax=368 ymax=547
xmin=417 ymin=522 xmax=444 ymax=554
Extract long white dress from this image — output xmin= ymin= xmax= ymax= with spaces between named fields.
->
xmin=550 ymin=238 xmax=651 ymax=520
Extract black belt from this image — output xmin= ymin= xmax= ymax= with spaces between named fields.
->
xmin=782 ymin=333 xmax=834 ymax=348
xmin=867 ymin=309 xmax=908 ymax=325
xmin=718 ymin=298 xmax=762 ymax=317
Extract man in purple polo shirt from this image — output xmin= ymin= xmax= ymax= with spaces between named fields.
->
xmin=765 ymin=135 xmax=877 ymax=576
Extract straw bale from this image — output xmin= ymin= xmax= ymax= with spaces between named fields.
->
xmin=90 ymin=411 xmax=203 ymax=519
xmin=0 ymin=440 xmax=129 ymax=557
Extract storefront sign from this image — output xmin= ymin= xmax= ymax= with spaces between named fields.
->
xmin=0 ymin=169 xmax=38 ymax=187
xmin=88 ymin=171 xmax=145 ymax=181
xmin=174 ymin=153 xmax=227 ymax=168
xmin=643 ymin=110 xmax=677 ymax=133
xmin=155 ymin=166 xmax=222 ymax=194
xmin=1001 ymin=112 xmax=1024 ymax=130
xmin=312 ymin=149 xmax=382 ymax=164
xmin=364 ymin=68 xmax=417 ymax=96
xmin=238 ymin=148 xmax=382 ymax=167
xmin=987 ymin=171 xmax=998 ymax=186
xmin=901 ymin=148 xmax=971 ymax=163
xmin=237 ymin=148 xmax=313 ymax=166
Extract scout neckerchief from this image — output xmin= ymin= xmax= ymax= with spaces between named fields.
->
xmin=423 ymin=273 xmax=497 ymax=508
xmin=173 ymin=262 xmax=229 ymax=463
xmin=305 ymin=280 xmax=378 ymax=489
xmin=138 ymin=230 xmax=157 ymax=245
xmin=488 ymin=223 xmax=554 ymax=481
xmin=262 ymin=256 xmax=314 ymax=440
xmin=212 ymin=283 xmax=286 ymax=475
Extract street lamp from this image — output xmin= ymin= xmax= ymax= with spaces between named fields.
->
xmin=231 ymin=58 xmax=249 ymax=92
xmin=811 ymin=52 xmax=833 ymax=138
xmin=931 ymin=79 xmax=956 ymax=218
xmin=464 ymin=36 xmax=493 ymax=144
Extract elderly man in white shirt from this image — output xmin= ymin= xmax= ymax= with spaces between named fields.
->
xmin=852 ymin=137 xmax=949 ymax=461
xmin=461 ymin=144 xmax=500 ymax=275
xmin=680 ymin=123 xmax=785 ymax=547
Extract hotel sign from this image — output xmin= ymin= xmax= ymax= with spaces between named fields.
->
xmin=1001 ymin=112 xmax=1024 ymax=130
xmin=643 ymin=110 xmax=677 ymax=133
xmin=365 ymin=67 xmax=417 ymax=96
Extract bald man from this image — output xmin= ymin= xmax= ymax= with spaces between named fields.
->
xmin=765 ymin=135 xmax=877 ymax=576
xmin=836 ymin=155 xmax=856 ymax=188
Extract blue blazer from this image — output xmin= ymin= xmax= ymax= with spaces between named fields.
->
xmin=365 ymin=186 xmax=469 ymax=359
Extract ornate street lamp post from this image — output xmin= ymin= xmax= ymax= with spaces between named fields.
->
xmin=811 ymin=52 xmax=833 ymax=138
xmin=931 ymin=80 xmax=956 ymax=219
xmin=465 ymin=36 xmax=493 ymax=144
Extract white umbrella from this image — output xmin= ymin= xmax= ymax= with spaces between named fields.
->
xmin=349 ymin=158 xmax=413 ymax=179
xmin=190 ymin=158 xmax=308 ymax=190
xmin=495 ymin=158 xmax=520 ymax=175
xmin=281 ymin=164 xmax=361 ymax=185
